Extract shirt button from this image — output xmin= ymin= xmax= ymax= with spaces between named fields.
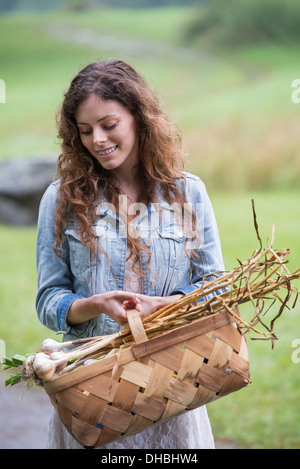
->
xmin=177 ymin=230 xmax=184 ymax=238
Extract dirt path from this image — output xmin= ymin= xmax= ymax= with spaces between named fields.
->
xmin=45 ymin=23 xmax=215 ymax=64
xmin=44 ymin=21 xmax=264 ymax=84
xmin=0 ymin=371 xmax=52 ymax=449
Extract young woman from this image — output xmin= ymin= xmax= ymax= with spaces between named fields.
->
xmin=36 ymin=59 xmax=225 ymax=449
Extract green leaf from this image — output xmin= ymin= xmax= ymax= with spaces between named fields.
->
xmin=2 ymin=356 xmax=13 ymax=367
xmin=2 ymin=364 xmax=12 ymax=370
xmin=4 ymin=373 xmax=23 ymax=387
xmin=11 ymin=354 xmax=26 ymax=366
xmin=2 ymin=354 xmax=28 ymax=371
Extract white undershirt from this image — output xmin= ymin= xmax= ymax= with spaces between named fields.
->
xmin=124 ymin=247 xmax=142 ymax=294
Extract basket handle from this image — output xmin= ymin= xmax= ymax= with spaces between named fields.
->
xmin=126 ymin=309 xmax=148 ymax=345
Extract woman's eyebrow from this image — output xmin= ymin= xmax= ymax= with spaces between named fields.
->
xmin=77 ymin=114 xmax=117 ymax=125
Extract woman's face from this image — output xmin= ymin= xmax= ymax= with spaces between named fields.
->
xmin=75 ymin=94 xmax=139 ymax=176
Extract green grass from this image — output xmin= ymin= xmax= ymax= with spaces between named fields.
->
xmin=0 ymin=7 xmax=191 ymax=159
xmin=208 ymin=190 xmax=300 ymax=449
xmin=53 ymin=6 xmax=192 ymax=43
xmin=0 ymin=6 xmax=299 ymax=449
xmin=209 ymin=190 xmax=300 ymax=449
xmin=211 ymin=190 xmax=300 ymax=273
xmin=0 ymin=225 xmax=57 ymax=357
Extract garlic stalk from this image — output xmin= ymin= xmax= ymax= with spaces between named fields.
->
xmin=27 ymin=332 xmax=120 ymax=383
xmin=83 ymin=359 xmax=98 ymax=366
xmin=49 ymin=352 xmax=68 ymax=372
xmin=57 ymin=332 xmax=120 ymax=371
xmin=40 ymin=337 xmax=94 ymax=354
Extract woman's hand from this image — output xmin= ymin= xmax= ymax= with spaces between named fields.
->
xmin=128 ymin=293 xmax=183 ymax=319
xmin=96 ymin=291 xmax=142 ymax=325
xmin=67 ymin=291 xmax=141 ymax=326
xmin=67 ymin=291 xmax=183 ymax=327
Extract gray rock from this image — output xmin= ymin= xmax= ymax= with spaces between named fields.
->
xmin=0 ymin=157 xmax=57 ymax=225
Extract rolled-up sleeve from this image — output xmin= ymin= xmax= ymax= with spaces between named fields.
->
xmin=35 ymin=182 xmax=87 ymax=336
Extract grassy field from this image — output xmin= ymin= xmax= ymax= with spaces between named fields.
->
xmin=210 ymin=190 xmax=300 ymax=449
xmin=1 ymin=7 xmax=300 ymax=191
xmin=0 ymin=6 xmax=299 ymax=449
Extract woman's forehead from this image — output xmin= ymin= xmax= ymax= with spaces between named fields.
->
xmin=75 ymin=95 xmax=130 ymax=124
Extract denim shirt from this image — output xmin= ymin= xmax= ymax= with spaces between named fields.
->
xmin=36 ymin=172 xmax=225 ymax=342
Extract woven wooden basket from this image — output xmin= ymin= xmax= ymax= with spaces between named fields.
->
xmin=44 ymin=308 xmax=250 ymax=448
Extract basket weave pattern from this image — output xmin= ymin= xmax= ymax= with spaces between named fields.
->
xmin=44 ymin=309 xmax=250 ymax=448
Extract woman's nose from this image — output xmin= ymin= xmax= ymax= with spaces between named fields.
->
xmin=93 ymin=129 xmax=108 ymax=146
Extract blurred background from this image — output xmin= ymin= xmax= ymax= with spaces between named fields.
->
xmin=0 ymin=0 xmax=299 ymax=449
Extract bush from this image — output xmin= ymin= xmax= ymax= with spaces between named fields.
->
xmin=184 ymin=0 xmax=300 ymax=48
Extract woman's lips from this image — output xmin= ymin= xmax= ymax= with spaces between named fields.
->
xmin=96 ymin=145 xmax=118 ymax=157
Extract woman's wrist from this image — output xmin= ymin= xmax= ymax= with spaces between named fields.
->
xmin=67 ymin=296 xmax=99 ymax=325
xmin=67 ymin=291 xmax=142 ymax=326
xmin=160 ymin=294 xmax=183 ymax=308
xmin=67 ymin=292 xmax=184 ymax=326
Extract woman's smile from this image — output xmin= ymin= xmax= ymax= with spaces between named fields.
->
xmin=96 ymin=145 xmax=118 ymax=158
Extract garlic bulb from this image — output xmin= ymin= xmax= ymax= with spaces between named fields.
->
xmin=21 ymin=354 xmax=35 ymax=381
xmin=40 ymin=338 xmax=61 ymax=353
xmin=22 ymin=354 xmax=35 ymax=373
xmin=50 ymin=351 xmax=68 ymax=372
xmin=33 ymin=353 xmax=56 ymax=382
xmin=40 ymin=338 xmax=77 ymax=354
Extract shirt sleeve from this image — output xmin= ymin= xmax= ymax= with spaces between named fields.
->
xmin=35 ymin=182 xmax=88 ymax=337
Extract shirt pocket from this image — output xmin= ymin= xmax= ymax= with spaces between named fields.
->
xmin=65 ymin=227 xmax=95 ymax=276
xmin=65 ymin=225 xmax=108 ymax=275
xmin=156 ymin=224 xmax=188 ymax=272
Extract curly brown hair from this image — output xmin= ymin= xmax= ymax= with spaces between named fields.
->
xmin=54 ymin=59 xmax=192 ymax=274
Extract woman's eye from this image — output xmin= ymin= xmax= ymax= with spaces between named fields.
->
xmin=79 ymin=130 xmax=91 ymax=136
xmin=104 ymin=123 xmax=117 ymax=130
